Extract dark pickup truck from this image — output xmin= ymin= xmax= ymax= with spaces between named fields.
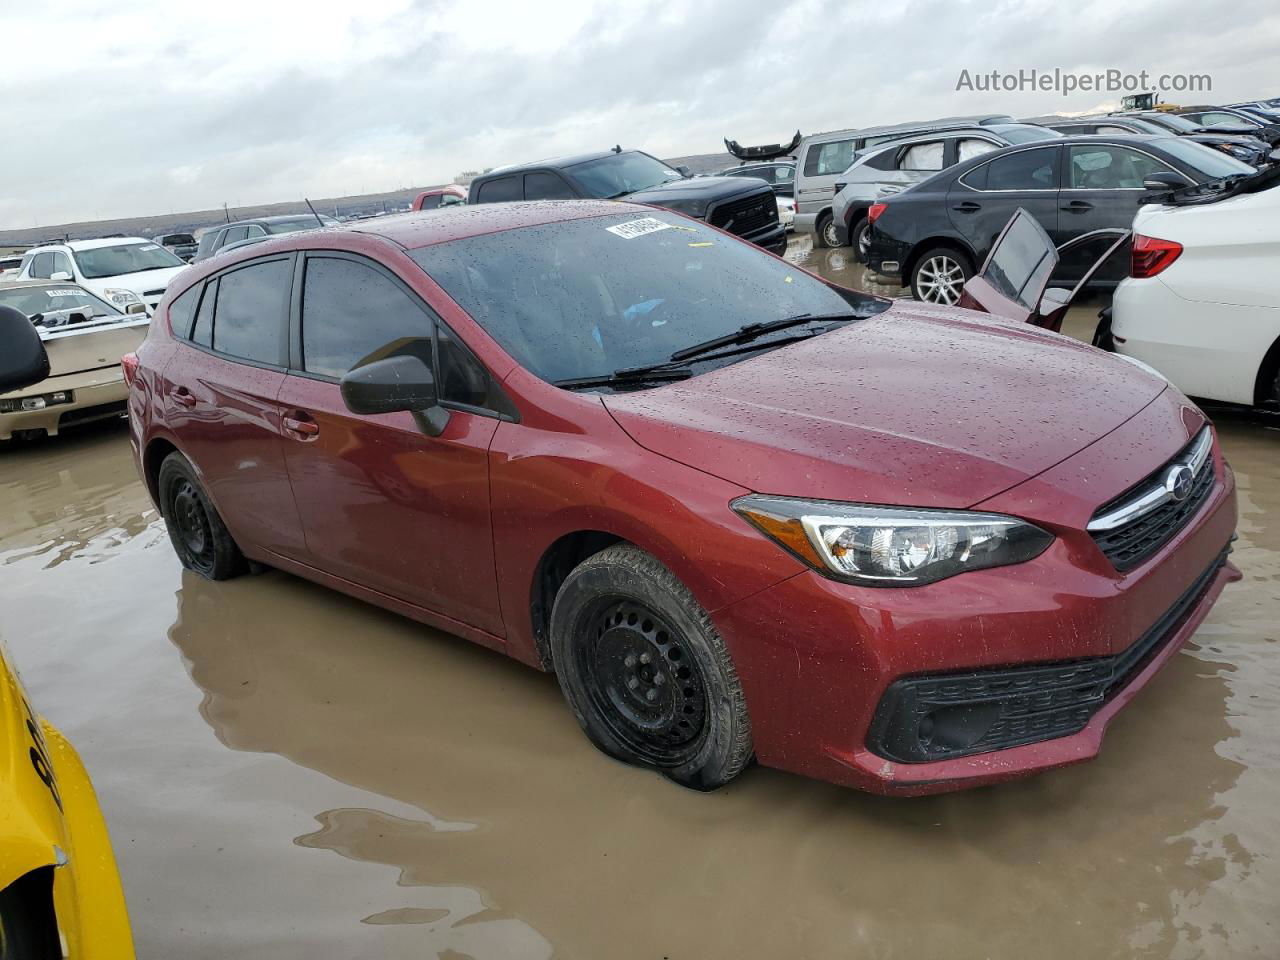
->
xmin=467 ymin=148 xmax=787 ymax=254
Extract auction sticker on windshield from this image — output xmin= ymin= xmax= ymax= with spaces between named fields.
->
xmin=607 ymin=217 xmax=672 ymax=240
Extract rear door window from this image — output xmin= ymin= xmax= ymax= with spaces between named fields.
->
xmin=211 ymin=259 xmax=291 ymax=364
xmin=476 ymin=177 xmax=522 ymax=203
xmin=803 ymin=139 xmax=856 ymax=176
xmin=900 ymin=141 xmax=945 ymax=171
xmin=524 ymin=172 xmax=577 ymax=200
xmin=957 ymin=139 xmax=1000 ymax=163
xmin=980 ymin=147 xmax=1060 ymax=190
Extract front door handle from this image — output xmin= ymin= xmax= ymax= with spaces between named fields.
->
xmin=282 ymin=412 xmax=320 ymax=439
xmin=952 ymin=201 xmax=981 ymax=213
xmin=1061 ymin=200 xmax=1094 ymax=212
xmin=170 ymin=387 xmax=196 ymax=408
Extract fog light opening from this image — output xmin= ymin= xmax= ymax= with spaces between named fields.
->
xmin=919 ymin=702 xmax=1003 ymax=755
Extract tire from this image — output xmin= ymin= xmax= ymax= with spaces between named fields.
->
xmin=814 ymin=212 xmax=840 ymax=249
xmin=851 ymin=217 xmax=871 ymax=263
xmin=1092 ymin=307 xmax=1116 ymax=352
xmin=158 ymin=451 xmax=247 ymax=580
xmin=550 ymin=544 xmax=752 ymax=791
xmin=910 ymin=246 xmax=973 ymax=305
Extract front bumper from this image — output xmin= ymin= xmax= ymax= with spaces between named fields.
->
xmin=713 ymin=434 xmax=1238 ymax=795
xmin=0 ymin=369 xmax=128 ymax=440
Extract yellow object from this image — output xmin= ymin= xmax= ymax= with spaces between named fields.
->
xmin=1 ymin=648 xmax=135 ymax=958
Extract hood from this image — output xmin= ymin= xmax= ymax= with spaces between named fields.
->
xmin=605 ymin=302 xmax=1167 ymax=509
xmin=626 ymin=176 xmax=766 ymax=205
xmin=91 ymin=264 xmax=187 ymax=295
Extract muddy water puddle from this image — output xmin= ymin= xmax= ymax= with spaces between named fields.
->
xmin=2 ymin=282 xmax=1278 ymax=958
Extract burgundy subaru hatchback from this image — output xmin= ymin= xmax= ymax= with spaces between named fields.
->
xmin=126 ymin=201 xmax=1238 ymax=794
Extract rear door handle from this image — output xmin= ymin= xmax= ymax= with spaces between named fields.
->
xmin=952 ymin=201 xmax=981 ymax=213
xmin=282 ymin=411 xmax=320 ymax=439
xmin=171 ymin=387 xmax=196 ymax=408
xmin=1061 ymin=200 xmax=1094 ymax=212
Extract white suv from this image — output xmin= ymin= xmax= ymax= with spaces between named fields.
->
xmin=17 ymin=237 xmax=189 ymax=315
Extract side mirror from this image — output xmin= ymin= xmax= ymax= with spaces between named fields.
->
xmin=340 ymin=354 xmax=450 ymax=436
xmin=0 ymin=305 xmax=51 ymax=393
xmin=676 ymin=165 xmax=691 ymax=177
xmin=50 ymin=271 xmax=73 ymax=282
xmin=1142 ymin=171 xmax=1187 ymax=193
xmin=125 ymin=303 xmax=148 ymax=315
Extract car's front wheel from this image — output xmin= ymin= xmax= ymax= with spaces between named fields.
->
xmin=910 ymin=247 xmax=973 ymax=304
xmin=550 ymin=544 xmax=753 ymax=791
xmin=814 ymin=212 xmax=841 ymax=249
xmin=158 ymin=451 xmax=247 ymax=580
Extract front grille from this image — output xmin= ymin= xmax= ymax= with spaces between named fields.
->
xmin=868 ymin=544 xmax=1231 ymax=763
xmin=1089 ymin=428 xmax=1216 ymax=571
xmin=707 ymin=190 xmax=778 ymax=237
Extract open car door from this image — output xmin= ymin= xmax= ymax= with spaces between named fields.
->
xmin=959 ymin=209 xmax=1130 ymax=332
xmin=724 ymin=131 xmax=802 ymax=163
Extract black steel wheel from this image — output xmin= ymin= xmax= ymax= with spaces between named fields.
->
xmin=158 ymin=452 xmax=247 ymax=580
xmin=551 ymin=544 xmax=752 ymax=790
xmin=576 ymin=598 xmax=708 ymax=764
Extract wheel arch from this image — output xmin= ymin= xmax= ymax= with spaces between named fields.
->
xmin=529 ymin=530 xmax=628 ymax=671
xmin=1253 ymin=331 xmax=1280 ymax=407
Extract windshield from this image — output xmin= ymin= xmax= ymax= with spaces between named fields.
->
xmin=266 ymin=216 xmax=339 ymax=235
xmin=1159 ymin=138 xmax=1257 ymax=179
xmin=566 ymin=152 xmax=684 ymax=199
xmin=1145 ymin=113 xmax=1200 ymax=132
xmin=0 ymin=284 xmax=123 ymax=323
xmin=992 ymin=124 xmax=1063 ymax=144
xmin=411 ymin=211 xmax=876 ymax=385
xmin=72 ymin=241 xmax=184 ymax=279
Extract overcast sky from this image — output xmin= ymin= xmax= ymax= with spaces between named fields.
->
xmin=3 ymin=0 xmax=1278 ymax=227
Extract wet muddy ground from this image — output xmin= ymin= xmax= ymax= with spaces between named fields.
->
xmin=3 ymin=235 xmax=1278 ymax=959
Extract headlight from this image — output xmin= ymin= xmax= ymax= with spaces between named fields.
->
xmin=660 ymin=197 xmax=709 ymax=219
xmin=732 ymin=495 xmax=1054 ymax=586
xmin=103 ymin=287 xmax=142 ymax=308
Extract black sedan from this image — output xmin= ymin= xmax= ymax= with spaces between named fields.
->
xmin=865 ymin=134 xmax=1256 ymax=303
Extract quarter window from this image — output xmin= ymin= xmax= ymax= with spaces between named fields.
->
xmin=524 ymin=173 xmax=576 ymax=200
xmin=804 ymin=139 xmax=856 ymax=176
xmin=981 ymin=147 xmax=1059 ymax=190
xmin=28 ymin=252 xmax=55 ymax=279
xmin=221 ymin=226 xmax=250 ymax=245
xmin=1068 ymin=145 xmax=1169 ymax=189
xmin=210 ymin=259 xmax=290 ymax=364
xmin=168 ymin=286 xmax=199 ymax=339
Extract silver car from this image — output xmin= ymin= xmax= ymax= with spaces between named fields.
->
xmin=830 ymin=124 xmax=1062 ymax=260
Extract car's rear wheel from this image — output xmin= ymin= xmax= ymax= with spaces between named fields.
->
xmin=815 ymin=212 xmax=840 ymax=249
xmin=851 ymin=217 xmax=871 ymax=263
xmin=910 ymin=247 xmax=973 ymax=304
xmin=550 ymin=544 xmax=752 ymax=791
xmin=158 ymin=452 xmax=246 ymax=580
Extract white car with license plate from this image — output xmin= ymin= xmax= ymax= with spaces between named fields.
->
xmin=1112 ymin=176 xmax=1280 ymax=407
xmin=16 ymin=237 xmax=189 ymax=315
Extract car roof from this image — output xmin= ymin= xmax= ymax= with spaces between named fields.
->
xmin=802 ymin=115 xmax=1013 ymax=143
xmin=309 ymin=199 xmax=646 ymax=250
xmin=485 ymin=149 xmax=652 ymax=176
xmin=28 ymin=236 xmax=153 ymax=252
xmin=0 ymin=279 xmax=84 ymax=290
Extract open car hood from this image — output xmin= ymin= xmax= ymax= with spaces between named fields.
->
xmin=604 ymin=306 xmax=1167 ymax=508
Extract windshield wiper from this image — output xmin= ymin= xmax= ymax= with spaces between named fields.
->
xmin=554 ymin=365 xmax=694 ymax=390
xmin=669 ymin=312 xmax=864 ymax=362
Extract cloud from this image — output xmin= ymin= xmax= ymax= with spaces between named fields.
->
xmin=1 ymin=0 xmax=1277 ymax=226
